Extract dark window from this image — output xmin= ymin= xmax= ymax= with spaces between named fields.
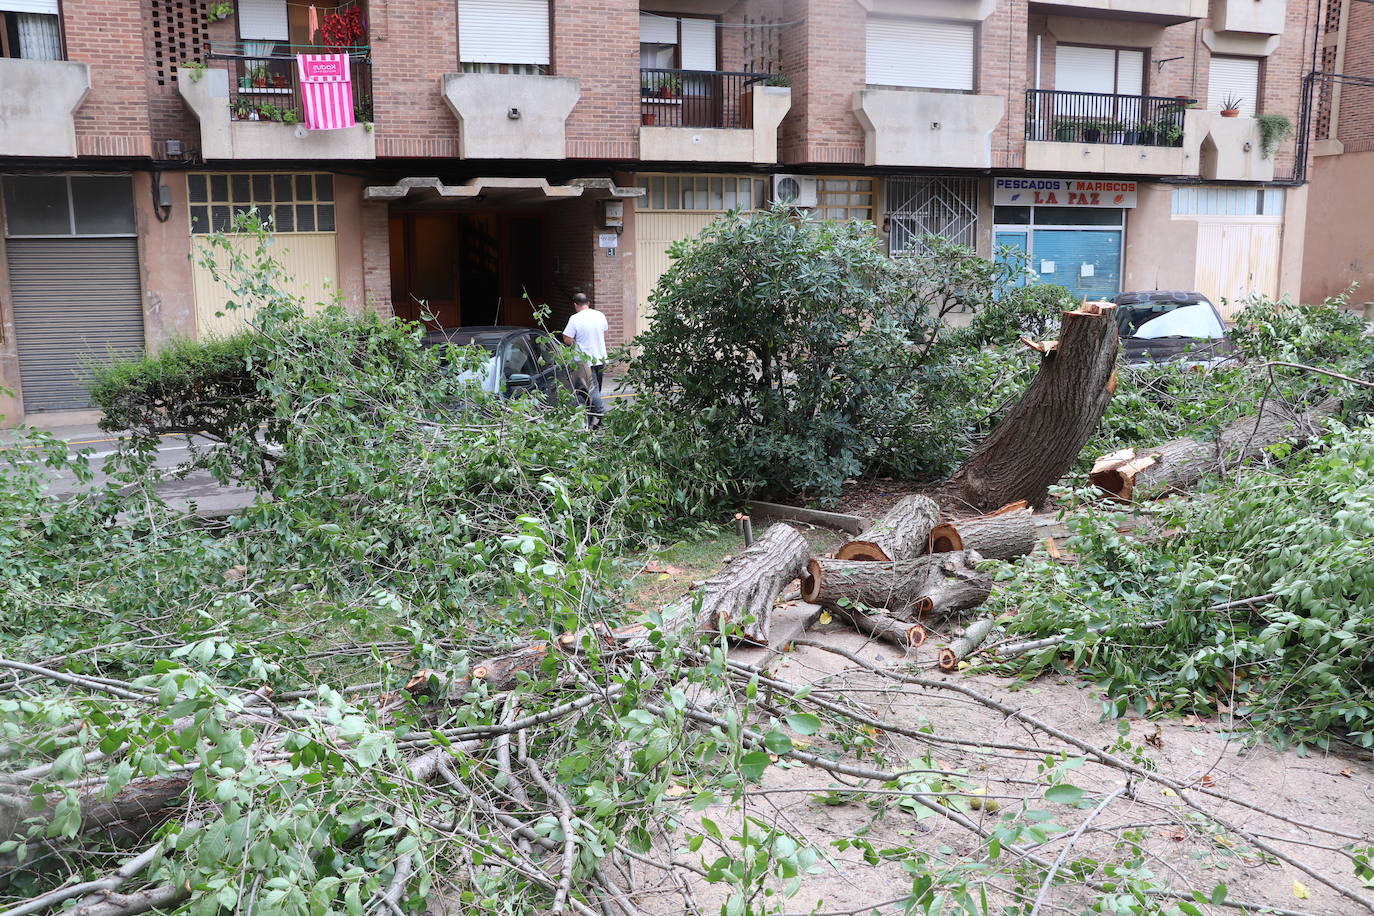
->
xmin=71 ymin=177 xmax=136 ymax=235
xmin=993 ymin=206 xmax=1031 ymax=225
xmin=0 ymin=11 xmax=63 ymax=61
xmin=188 ymin=173 xmax=208 ymax=203
xmin=2 ymin=176 xmax=71 ymax=235
xmin=1033 ymin=207 xmax=1124 ymax=226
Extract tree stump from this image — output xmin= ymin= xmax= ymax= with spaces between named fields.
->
xmin=940 ymin=303 xmax=1120 ymax=512
xmin=836 ymin=495 xmax=941 ymax=561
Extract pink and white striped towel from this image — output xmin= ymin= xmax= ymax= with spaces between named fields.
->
xmin=296 ymin=53 xmax=355 ymax=131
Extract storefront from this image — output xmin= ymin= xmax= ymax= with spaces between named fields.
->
xmin=992 ymin=177 xmax=1135 ymax=301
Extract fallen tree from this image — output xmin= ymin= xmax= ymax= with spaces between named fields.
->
xmin=927 ymin=501 xmax=1036 ymax=560
xmin=940 ymin=303 xmax=1120 ymax=512
xmin=1090 ymin=396 xmax=1342 ymax=501
xmin=835 ymin=495 xmax=940 ymax=561
xmin=801 ymin=551 xmax=991 ymax=619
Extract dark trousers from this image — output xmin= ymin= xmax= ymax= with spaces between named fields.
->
xmin=593 ymin=364 xmax=605 ymax=389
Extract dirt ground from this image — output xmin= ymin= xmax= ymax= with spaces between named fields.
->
xmin=626 ymin=626 xmax=1374 ymax=916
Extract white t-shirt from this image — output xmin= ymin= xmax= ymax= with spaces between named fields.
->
xmin=562 ymin=308 xmax=609 ymax=364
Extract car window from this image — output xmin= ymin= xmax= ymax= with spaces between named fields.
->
xmin=500 ymin=337 xmax=537 ymax=378
xmin=527 ymin=334 xmax=559 ymax=371
xmin=1131 ymin=303 xmax=1225 ymax=340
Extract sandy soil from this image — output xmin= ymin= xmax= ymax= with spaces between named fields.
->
xmin=633 ymin=627 xmax=1374 ymax=916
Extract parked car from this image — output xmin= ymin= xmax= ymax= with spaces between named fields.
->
xmin=1111 ymin=290 xmax=1236 ymax=366
xmin=420 ymin=326 xmax=595 ymax=406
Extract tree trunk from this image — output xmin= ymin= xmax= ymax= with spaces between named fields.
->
xmin=1090 ymin=397 xmax=1341 ymax=501
xmin=801 ymin=551 xmax=990 ymax=620
xmin=927 ymin=505 xmax=1036 ymax=561
xmin=835 ymin=495 xmax=941 ymax=562
xmin=838 ymin=609 xmax=928 ymax=650
xmin=938 ymin=618 xmax=997 ymax=670
xmin=940 ymin=304 xmax=1120 ymax=512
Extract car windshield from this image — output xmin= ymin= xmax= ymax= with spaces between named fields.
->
xmin=1119 ymin=302 xmax=1224 ymax=340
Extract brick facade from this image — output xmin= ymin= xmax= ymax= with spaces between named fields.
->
xmin=65 ymin=0 xmax=154 ymax=158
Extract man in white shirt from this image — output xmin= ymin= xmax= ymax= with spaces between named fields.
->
xmin=562 ymin=292 xmax=608 ymax=414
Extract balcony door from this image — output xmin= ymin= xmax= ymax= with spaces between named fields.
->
xmin=1055 ymin=45 xmax=1145 ymax=125
xmin=640 ymin=11 xmax=718 ymax=127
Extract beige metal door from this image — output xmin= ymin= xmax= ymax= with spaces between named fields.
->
xmin=1193 ymin=218 xmax=1282 ymax=318
xmin=633 ymin=211 xmax=717 ymax=337
xmin=192 ymin=233 xmax=340 ymax=338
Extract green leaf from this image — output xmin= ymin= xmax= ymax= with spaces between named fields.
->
xmin=785 ymin=713 xmax=822 ymax=736
xmin=738 ymin=750 xmax=772 ymax=782
xmin=763 ymin=729 xmax=793 ymax=756
xmin=1044 ymin=784 xmax=1086 ymax=805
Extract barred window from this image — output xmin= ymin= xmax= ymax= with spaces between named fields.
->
xmin=188 ymin=172 xmax=336 ymax=234
xmin=813 ymin=178 xmax=874 ymax=222
xmin=636 ymin=174 xmax=767 ymax=212
xmin=887 ymin=176 xmax=978 ymax=254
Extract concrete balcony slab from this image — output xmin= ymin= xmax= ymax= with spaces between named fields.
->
xmin=0 ymin=58 xmax=90 ymax=158
xmin=442 ymin=72 xmax=579 ymax=160
xmin=853 ymin=88 xmax=1003 ymax=169
xmin=1210 ymin=0 xmax=1287 ymax=36
xmin=179 ymin=69 xmax=375 ymax=161
xmin=638 ymin=85 xmax=790 ymax=164
xmin=1030 ymin=0 xmax=1207 ymax=25
xmin=1186 ymin=111 xmax=1277 ymax=182
xmin=1024 ymin=139 xmax=1196 ymax=176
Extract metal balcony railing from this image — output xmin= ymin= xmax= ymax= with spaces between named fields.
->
xmin=207 ymin=42 xmax=373 ymax=124
xmin=639 ymin=68 xmax=775 ymax=129
xmin=1025 ymin=89 xmax=1195 ymax=148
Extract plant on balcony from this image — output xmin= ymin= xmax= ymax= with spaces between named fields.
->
xmin=281 ymin=108 xmax=300 ymax=125
xmin=659 ymin=74 xmax=681 ymax=98
xmin=1220 ymin=94 xmax=1243 ymax=117
xmin=320 ymin=6 xmax=366 ymax=51
xmin=1163 ymin=121 xmax=1184 ymax=146
xmin=272 ymin=71 xmax=288 ymax=88
xmin=205 ymin=1 xmax=233 ymax=23
xmin=1256 ymin=113 xmax=1293 ymax=159
xmin=765 ymin=73 xmax=790 ymax=88
xmin=232 ymin=99 xmax=252 ymax=120
xmin=354 ymin=94 xmax=373 ymax=123
xmin=248 ymin=63 xmax=270 ymax=88
xmin=641 ymin=79 xmax=655 ymax=97
xmin=1080 ymin=119 xmax=1106 ymax=143
xmin=180 ymin=60 xmax=207 ymax=82
xmin=1052 ymin=117 xmax=1077 ymax=142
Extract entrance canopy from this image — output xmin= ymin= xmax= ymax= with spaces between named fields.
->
xmin=364 ymin=176 xmax=643 ymax=209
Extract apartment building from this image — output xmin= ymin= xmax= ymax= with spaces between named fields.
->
xmin=0 ymin=0 xmax=1322 ymax=427
xmin=1303 ymin=0 xmax=1374 ymax=303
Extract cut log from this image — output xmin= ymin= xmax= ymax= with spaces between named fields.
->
xmin=940 ymin=304 xmax=1120 ymax=512
xmin=938 ymin=618 xmax=997 ymax=671
xmin=835 ymin=495 xmax=941 ymax=562
xmin=745 ymin=500 xmax=870 ymax=535
xmin=1090 ymin=397 xmax=1341 ymax=501
xmin=927 ymin=505 xmax=1036 ymax=560
xmin=838 ymin=609 xmax=927 ymax=650
xmin=801 ymin=551 xmax=991 ymax=619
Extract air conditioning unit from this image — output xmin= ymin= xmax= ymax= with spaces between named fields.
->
xmin=772 ymin=174 xmax=819 ymax=208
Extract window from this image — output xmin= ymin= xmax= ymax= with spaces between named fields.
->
xmin=865 ymin=17 xmax=974 ymax=91
xmin=888 ymin=177 xmax=978 ymax=253
xmin=188 ymin=172 xmax=336 ymax=235
xmin=813 ymin=178 xmax=874 ymax=222
xmin=237 ymin=0 xmax=288 ymax=41
xmin=1171 ymin=187 xmax=1284 ymax=216
xmin=1208 ymin=56 xmax=1260 ymax=116
xmin=635 ymin=174 xmax=767 ymax=212
xmin=459 ymin=0 xmax=549 ymax=72
xmin=639 ymin=12 xmax=717 ymax=71
xmin=1055 ymin=46 xmax=1145 ymax=96
xmin=0 ymin=2 xmax=63 ymax=60
xmin=2 ymin=176 xmax=135 ymax=237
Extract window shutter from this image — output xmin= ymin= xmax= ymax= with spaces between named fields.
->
xmin=1055 ymin=45 xmax=1118 ymax=94
xmin=679 ymin=17 xmax=716 ymax=70
xmin=1116 ymin=49 xmax=1144 ymax=96
xmin=0 ymin=1 xmax=59 ymax=14
xmin=639 ymin=12 xmax=677 ymax=45
xmin=1208 ymin=56 xmax=1260 ymax=115
xmin=460 ymin=0 xmax=549 ymax=66
xmin=865 ymin=17 xmax=974 ymax=91
xmin=237 ymin=0 xmax=287 ymax=40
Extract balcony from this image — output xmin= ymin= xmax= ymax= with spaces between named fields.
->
xmin=1028 ymin=0 xmax=1207 ymax=25
xmin=638 ymin=69 xmax=791 ymax=164
xmin=441 ymin=70 xmax=579 ymax=160
xmin=1210 ymin=0 xmax=1288 ymax=36
xmin=853 ymin=88 xmax=1004 ymax=168
xmin=1024 ymin=89 xmax=1197 ymax=175
xmin=179 ymin=46 xmax=376 ymax=161
xmin=1189 ymin=111 xmax=1276 ymax=182
xmin=0 ymin=58 xmax=90 ymax=158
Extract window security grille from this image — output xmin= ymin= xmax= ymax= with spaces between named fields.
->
xmin=886 ymin=177 xmax=978 ymax=254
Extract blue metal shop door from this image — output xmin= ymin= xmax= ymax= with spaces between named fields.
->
xmin=1030 ymin=229 xmax=1122 ymax=301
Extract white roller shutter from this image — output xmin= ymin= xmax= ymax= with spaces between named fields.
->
xmin=1055 ymin=45 xmax=1117 ymax=94
xmin=1116 ymin=49 xmax=1144 ymax=95
xmin=237 ymin=0 xmax=288 ymax=41
xmin=866 ymin=17 xmax=974 ymax=91
xmin=679 ymin=17 xmax=716 ymax=70
xmin=0 ymin=0 xmax=58 ymax=13
xmin=639 ymin=12 xmax=677 ymax=45
xmin=460 ymin=0 xmax=549 ymax=66
xmin=1208 ymin=56 xmax=1260 ymax=115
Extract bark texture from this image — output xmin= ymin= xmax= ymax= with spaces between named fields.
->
xmin=941 ymin=305 xmax=1120 ymax=512
xmin=1090 ymin=397 xmax=1341 ymax=500
xmin=928 ymin=506 xmax=1036 ymax=561
xmin=836 ymin=495 xmax=941 ymax=562
xmin=801 ymin=551 xmax=990 ymax=619
xmin=838 ymin=609 xmax=928 ymax=650
xmin=683 ymin=523 xmax=810 ymax=644
xmin=938 ymin=618 xmax=997 ymax=671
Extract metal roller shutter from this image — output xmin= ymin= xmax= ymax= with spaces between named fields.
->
xmin=7 ymin=238 xmax=145 ymax=412
xmin=865 ymin=17 xmax=974 ymax=91
xmin=459 ymin=0 xmax=549 ymax=65
xmin=237 ymin=0 xmax=287 ymax=40
xmin=639 ymin=12 xmax=677 ymax=45
xmin=1208 ymin=57 xmax=1260 ymax=116
xmin=0 ymin=1 xmax=59 ymax=13
xmin=679 ymin=17 xmax=716 ymax=70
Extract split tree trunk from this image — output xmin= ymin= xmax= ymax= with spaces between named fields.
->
xmin=1090 ymin=397 xmax=1341 ymax=501
xmin=940 ymin=304 xmax=1121 ymax=512
xmin=835 ymin=495 xmax=941 ymax=562
xmin=801 ymin=551 xmax=991 ymax=620
xmin=927 ymin=503 xmax=1036 ymax=561
xmin=838 ymin=609 xmax=928 ymax=650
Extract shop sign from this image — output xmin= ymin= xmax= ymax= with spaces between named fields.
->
xmin=994 ymin=178 xmax=1137 ymax=208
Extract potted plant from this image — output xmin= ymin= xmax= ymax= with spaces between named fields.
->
xmin=641 ymin=80 xmax=655 ymax=98
xmin=1163 ymin=122 xmax=1184 ymax=146
xmin=765 ymin=73 xmax=790 ymax=87
xmin=1138 ymin=121 xmax=1159 ymax=145
xmin=272 ymin=71 xmax=288 ymax=89
xmin=1081 ymin=119 xmax=1104 ymax=143
xmin=1256 ymin=113 xmax=1293 ymax=158
xmin=233 ymin=99 xmax=251 ymax=120
xmin=239 ymin=73 xmax=252 ymax=90
xmin=206 ymin=1 xmax=233 ymax=22
xmin=1053 ymin=117 xmax=1077 ymax=142
xmin=282 ymin=109 xmax=300 ymax=125
xmin=250 ymin=64 xmax=269 ymax=88
xmin=642 ymin=111 xmax=656 ymax=126
xmin=1220 ymin=94 xmax=1243 ymax=118
xmin=659 ymin=74 xmax=680 ymax=98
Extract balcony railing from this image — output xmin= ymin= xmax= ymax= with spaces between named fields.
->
xmin=1025 ymin=89 xmax=1195 ymax=147
xmin=208 ymin=42 xmax=373 ymax=124
xmin=640 ymin=68 xmax=774 ymax=129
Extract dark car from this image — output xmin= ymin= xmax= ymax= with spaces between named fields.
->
xmin=1112 ymin=290 xmax=1237 ymax=366
xmin=420 ymin=326 xmax=595 ymax=406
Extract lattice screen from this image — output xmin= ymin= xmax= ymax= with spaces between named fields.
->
xmin=1316 ymin=45 xmax=1339 ymax=140
xmin=149 ymin=0 xmax=209 ymax=87
xmin=886 ymin=177 xmax=979 ymax=255
xmin=1324 ymin=0 xmax=1344 ymax=33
